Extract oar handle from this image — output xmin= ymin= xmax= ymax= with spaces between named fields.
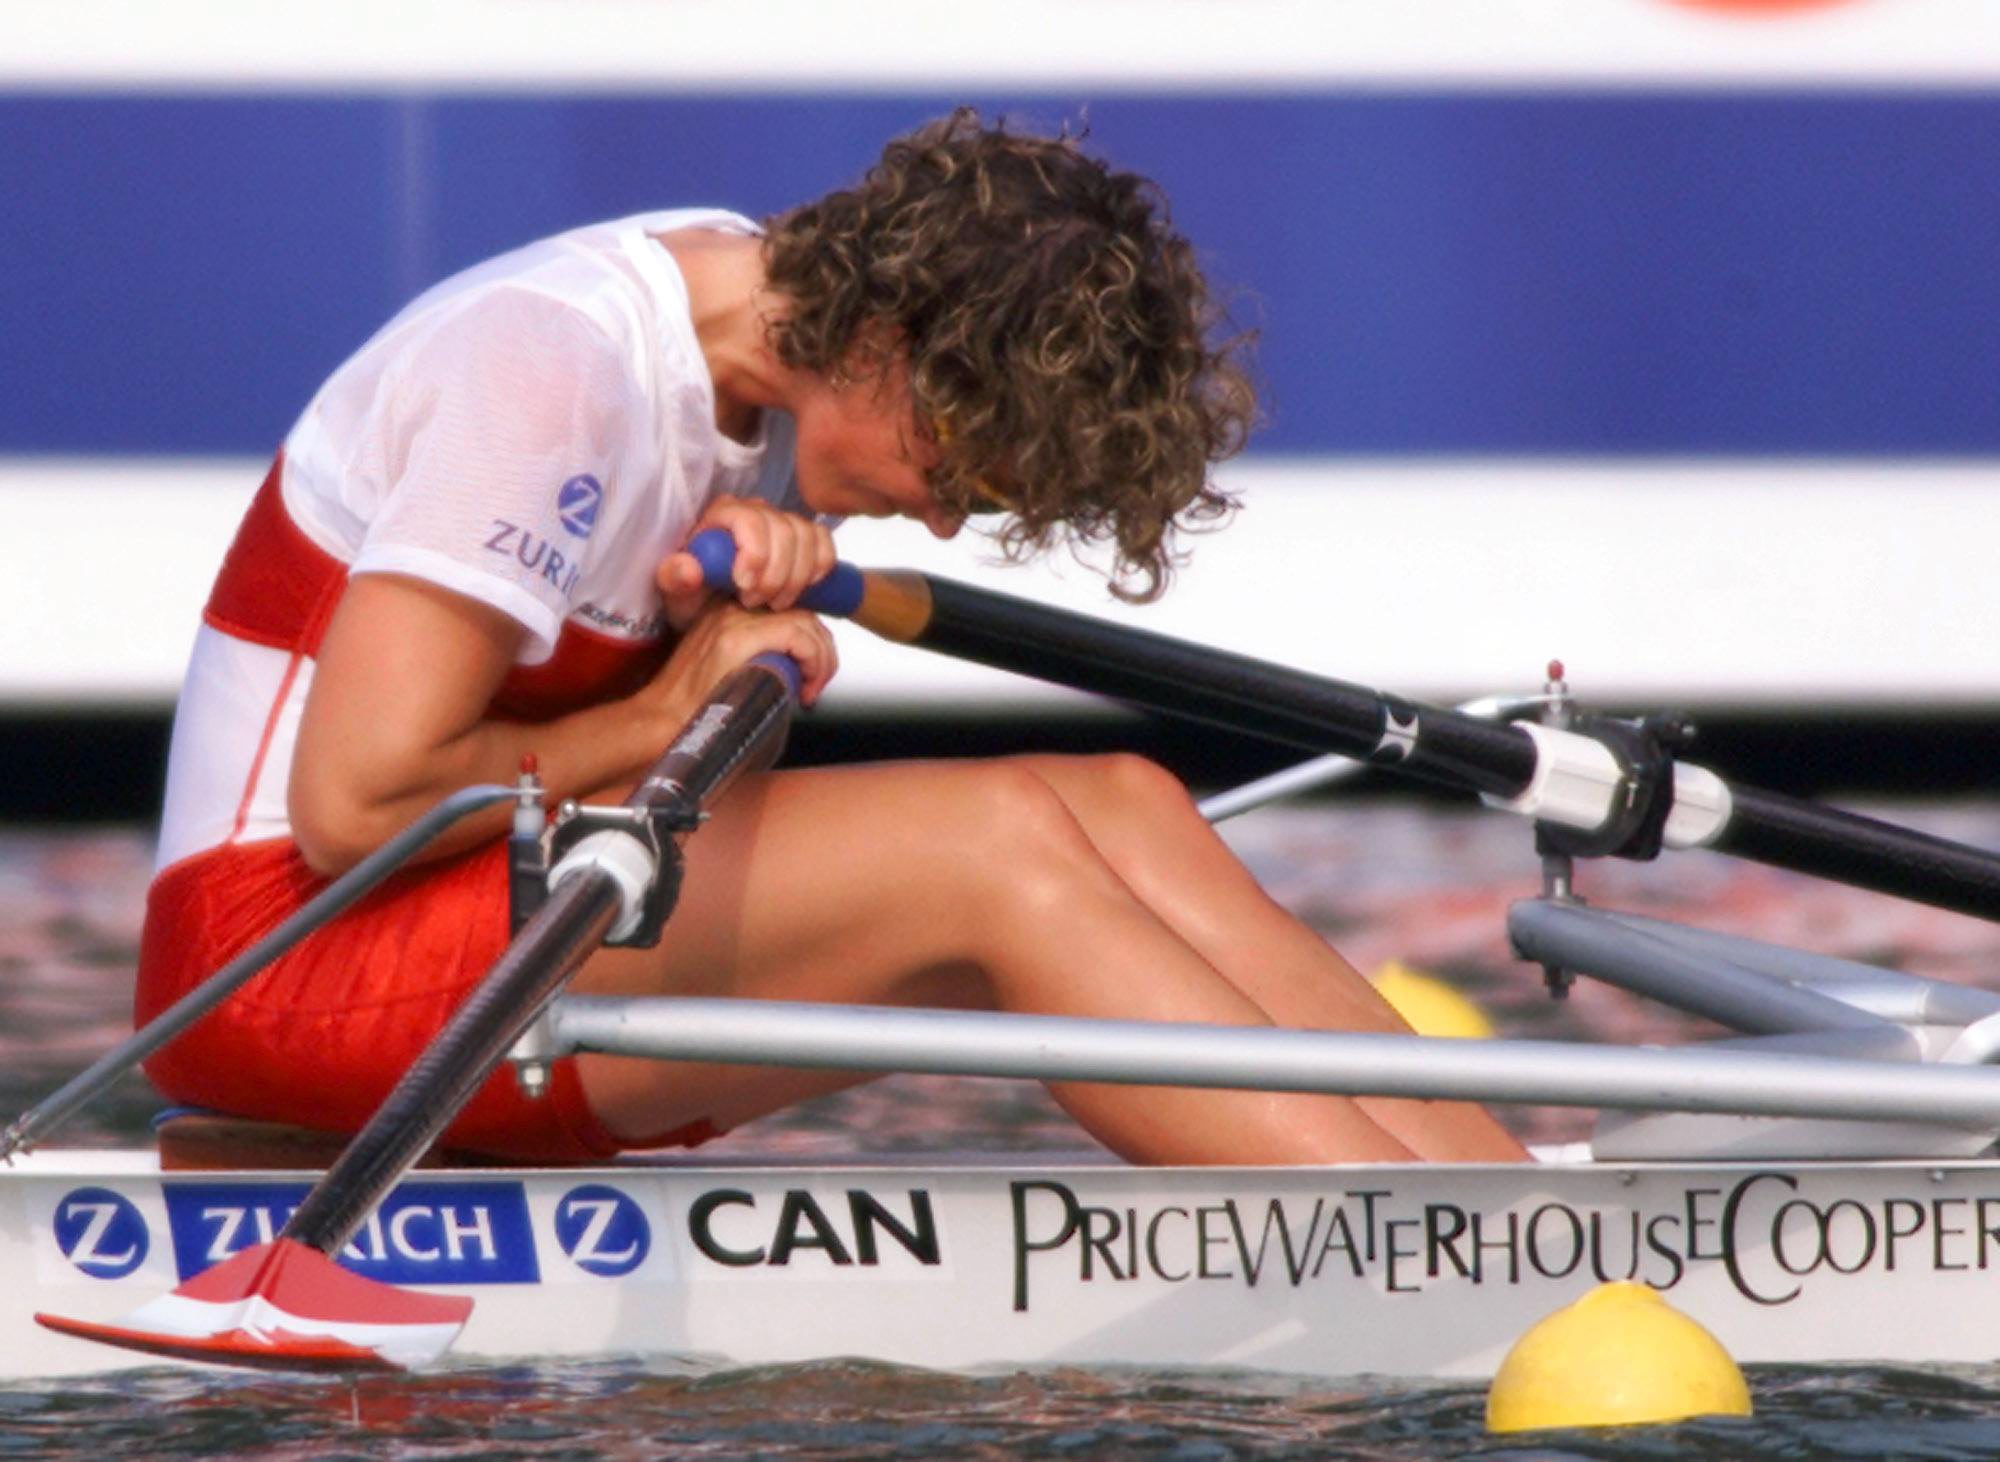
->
xmin=746 ymin=650 xmax=802 ymax=698
xmin=688 ymin=528 xmax=866 ymax=617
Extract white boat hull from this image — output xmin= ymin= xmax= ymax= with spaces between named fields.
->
xmin=10 ymin=1151 xmax=2000 ymax=1381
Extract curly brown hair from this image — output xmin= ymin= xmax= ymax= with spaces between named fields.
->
xmin=763 ymin=109 xmax=1256 ymax=601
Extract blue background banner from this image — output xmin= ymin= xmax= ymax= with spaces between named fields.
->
xmin=7 ymin=90 xmax=1996 ymax=458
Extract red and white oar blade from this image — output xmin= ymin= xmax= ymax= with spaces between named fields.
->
xmin=36 ymin=1238 xmax=472 ymax=1372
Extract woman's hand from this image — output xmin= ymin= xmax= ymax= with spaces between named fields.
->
xmin=655 ymin=496 xmax=836 ymax=628
xmin=638 ymin=597 xmax=840 ymax=728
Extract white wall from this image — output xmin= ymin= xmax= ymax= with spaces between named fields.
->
xmin=5 ymin=0 xmax=1996 ymax=88
xmin=12 ymin=458 xmax=1996 ymax=711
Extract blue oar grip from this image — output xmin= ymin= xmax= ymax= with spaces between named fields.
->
xmin=748 ymin=651 xmax=803 ymax=699
xmin=687 ymin=528 xmax=866 ymax=618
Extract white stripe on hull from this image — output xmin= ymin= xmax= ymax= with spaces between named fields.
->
xmin=12 ymin=1154 xmax=2000 ymax=1380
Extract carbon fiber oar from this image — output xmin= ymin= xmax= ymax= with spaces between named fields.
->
xmin=690 ymin=530 xmax=2000 ymax=925
xmin=38 ymin=652 xmax=802 ymax=1371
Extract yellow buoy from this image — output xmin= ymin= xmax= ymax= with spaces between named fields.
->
xmin=1486 ymin=1281 xmax=1752 ymax=1433
xmin=1371 ymin=960 xmax=1494 ymax=1040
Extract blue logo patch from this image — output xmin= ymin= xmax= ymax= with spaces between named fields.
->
xmin=557 ymin=475 xmax=602 ymax=539
xmin=555 ymin=1184 xmax=650 ymax=1277
xmin=54 ymin=1187 xmax=150 ymax=1278
xmin=164 ymin=1180 xmax=540 ymax=1285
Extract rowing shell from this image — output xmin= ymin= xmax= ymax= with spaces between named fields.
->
xmin=13 ymin=1148 xmax=2000 ymax=1381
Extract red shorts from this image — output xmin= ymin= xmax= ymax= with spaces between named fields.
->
xmin=137 ymin=838 xmax=712 ymax=1163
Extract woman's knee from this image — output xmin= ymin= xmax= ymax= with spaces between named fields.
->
xmin=1009 ymin=752 xmax=1213 ymax=892
xmin=1084 ymin=751 xmax=1195 ymax=813
xmin=1013 ymin=751 xmax=1195 ymax=823
xmin=946 ymin=761 xmax=1115 ymax=918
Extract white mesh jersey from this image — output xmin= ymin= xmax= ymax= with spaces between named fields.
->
xmin=157 ymin=209 xmax=803 ymax=873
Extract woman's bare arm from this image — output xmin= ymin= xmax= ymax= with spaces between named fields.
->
xmin=288 ymin=572 xmax=835 ymax=876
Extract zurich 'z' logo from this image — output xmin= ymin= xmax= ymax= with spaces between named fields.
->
xmin=557 ymin=475 xmax=603 ymax=539
xmin=555 ymin=1184 xmax=650 ymax=1277
xmin=54 ymin=1187 xmax=149 ymax=1278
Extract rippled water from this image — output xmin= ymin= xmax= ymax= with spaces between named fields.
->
xmin=10 ymin=801 xmax=2000 ymax=1455
xmin=9 ymin=1358 xmax=2000 ymax=1457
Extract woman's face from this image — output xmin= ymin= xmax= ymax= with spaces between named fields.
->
xmin=790 ymin=361 xmax=964 ymax=540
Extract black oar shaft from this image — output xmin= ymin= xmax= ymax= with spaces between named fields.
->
xmin=283 ymin=874 xmax=620 ymax=1254
xmin=693 ymin=532 xmax=2000 ymax=926
xmin=916 ymin=577 xmax=1540 ymax=799
xmin=1716 ymin=787 xmax=2000 ymax=922
xmin=865 ymin=570 xmax=2000 ymax=926
xmin=283 ymin=657 xmax=797 ymax=1258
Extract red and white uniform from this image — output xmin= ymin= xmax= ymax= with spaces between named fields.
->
xmin=138 ymin=210 xmax=799 ymax=1159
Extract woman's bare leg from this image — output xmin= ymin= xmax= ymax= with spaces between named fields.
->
xmin=570 ymin=758 xmax=1433 ymax=1166
xmin=1005 ymin=754 xmax=1524 ymax=1160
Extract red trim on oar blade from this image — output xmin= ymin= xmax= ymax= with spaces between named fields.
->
xmin=36 ymin=1239 xmax=472 ymax=1372
xmin=35 ymin=1314 xmax=405 ymax=1373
